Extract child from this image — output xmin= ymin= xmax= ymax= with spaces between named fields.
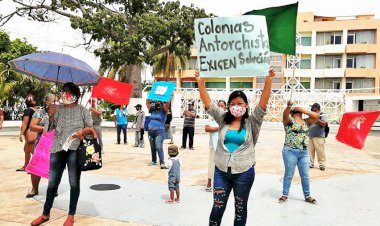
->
xmin=165 ymin=145 xmax=181 ymax=204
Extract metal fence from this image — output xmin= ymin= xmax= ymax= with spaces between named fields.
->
xmin=179 ymin=87 xmax=348 ymax=124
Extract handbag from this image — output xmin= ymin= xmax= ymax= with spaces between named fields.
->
xmin=77 ymin=137 xmax=102 ymax=171
xmin=25 ymin=129 xmax=38 ymax=144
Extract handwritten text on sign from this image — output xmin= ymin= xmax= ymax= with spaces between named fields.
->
xmin=194 ymin=16 xmax=270 ymax=77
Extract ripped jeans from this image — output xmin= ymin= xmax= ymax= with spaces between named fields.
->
xmin=209 ymin=166 xmax=255 ymax=226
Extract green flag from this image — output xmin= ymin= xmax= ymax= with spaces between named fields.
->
xmin=244 ymin=2 xmax=298 ymax=55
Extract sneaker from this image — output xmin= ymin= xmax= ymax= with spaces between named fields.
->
xmin=139 ymin=144 xmax=145 ymax=148
xmin=319 ymin=166 xmax=326 ymax=171
xmin=160 ymin=164 xmax=167 ymax=169
xmin=148 ymin=162 xmax=157 ymax=166
xmin=190 ymin=147 xmax=195 ymax=150
xmin=133 ymin=145 xmax=139 ymax=147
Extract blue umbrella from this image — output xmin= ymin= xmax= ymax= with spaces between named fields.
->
xmin=9 ymin=51 xmax=101 ymax=85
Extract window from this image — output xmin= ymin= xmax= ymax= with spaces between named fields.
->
xmin=346 ymin=54 xmax=375 ymax=68
xmin=300 ymin=82 xmax=310 ymax=89
xmin=346 ymin=78 xmax=374 ymax=93
xmin=300 ymin=59 xmax=311 ymax=69
xmin=316 ymin=32 xmax=343 ymax=45
xmin=347 ymin=32 xmax=355 ymax=44
xmin=182 ymin=82 xmax=198 ymax=88
xmin=205 ymin=82 xmax=226 ymax=88
xmin=316 ymin=55 xmax=342 ymax=69
xmin=330 ymin=32 xmax=342 ymax=44
xmin=333 ymin=58 xmax=341 ymax=68
xmin=301 ymin=37 xmax=312 ymax=46
xmin=347 ymin=30 xmax=375 ymax=44
xmin=230 ymin=82 xmax=253 ymax=89
xmin=187 ymin=59 xmax=197 ymax=70
xmin=333 ymin=81 xmax=341 ymax=90
xmin=315 ymin=78 xmax=341 ymax=89
xmin=346 ymin=81 xmax=353 ymax=90
xmin=346 ymin=57 xmax=356 ymax=68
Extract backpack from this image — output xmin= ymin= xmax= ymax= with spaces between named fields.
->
xmin=320 ymin=113 xmax=329 ymax=138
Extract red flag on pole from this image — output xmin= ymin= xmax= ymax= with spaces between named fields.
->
xmin=336 ymin=111 xmax=380 ymax=149
xmin=92 ymin=77 xmax=133 ymax=105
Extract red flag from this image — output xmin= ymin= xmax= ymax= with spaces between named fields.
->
xmin=336 ymin=111 xmax=380 ymax=149
xmin=92 ymin=77 xmax=133 ymax=105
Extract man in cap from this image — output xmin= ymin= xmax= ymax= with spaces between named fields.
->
xmin=308 ymin=103 xmax=328 ymax=171
xmin=133 ymin=104 xmax=145 ymax=148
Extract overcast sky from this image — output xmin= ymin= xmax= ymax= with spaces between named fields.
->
xmin=0 ymin=0 xmax=379 ymax=75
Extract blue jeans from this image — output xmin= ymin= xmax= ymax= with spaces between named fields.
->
xmin=148 ymin=129 xmax=165 ymax=165
xmin=282 ymin=145 xmax=311 ymax=198
xmin=117 ymin=124 xmax=127 ymax=144
xmin=43 ymin=150 xmax=81 ymax=215
xmin=209 ymin=166 xmax=255 ymax=226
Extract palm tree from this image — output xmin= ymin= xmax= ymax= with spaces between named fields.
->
xmin=0 ymin=68 xmax=17 ymax=106
xmin=152 ymin=50 xmax=188 ymax=81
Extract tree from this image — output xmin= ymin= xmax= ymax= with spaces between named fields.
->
xmin=1 ymin=0 xmax=211 ymax=97
xmin=0 ymin=31 xmax=51 ymax=106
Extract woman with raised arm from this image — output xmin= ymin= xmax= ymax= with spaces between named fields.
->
xmin=278 ymin=101 xmax=319 ymax=205
xmin=195 ymin=67 xmax=275 ymax=226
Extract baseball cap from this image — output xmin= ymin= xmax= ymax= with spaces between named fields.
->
xmin=134 ymin=104 xmax=142 ymax=108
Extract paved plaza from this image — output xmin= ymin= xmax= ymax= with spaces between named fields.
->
xmin=1 ymin=127 xmax=380 ymax=226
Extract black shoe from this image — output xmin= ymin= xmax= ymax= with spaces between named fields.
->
xmin=319 ymin=166 xmax=326 ymax=171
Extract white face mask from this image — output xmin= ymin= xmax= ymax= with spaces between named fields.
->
xmin=229 ymin=105 xmax=247 ymax=118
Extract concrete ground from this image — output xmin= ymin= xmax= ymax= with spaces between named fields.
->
xmin=0 ymin=127 xmax=380 ymax=226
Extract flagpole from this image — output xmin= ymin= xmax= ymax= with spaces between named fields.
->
xmin=290 ymin=55 xmax=296 ymax=101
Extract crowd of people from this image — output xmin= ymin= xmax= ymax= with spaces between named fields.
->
xmin=2 ymin=66 xmax=330 ymax=226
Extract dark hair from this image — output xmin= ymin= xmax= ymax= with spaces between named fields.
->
xmin=217 ymin=100 xmax=227 ymax=107
xmin=62 ymin=82 xmax=80 ymax=102
xmin=25 ymin=94 xmax=36 ymax=108
xmin=223 ymin=90 xmax=249 ymax=132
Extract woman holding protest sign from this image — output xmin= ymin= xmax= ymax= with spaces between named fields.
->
xmin=146 ymin=96 xmax=171 ymax=169
xmin=31 ymin=82 xmax=94 ymax=226
xmin=27 ymin=93 xmax=58 ymax=198
xmin=195 ymin=67 xmax=275 ymax=226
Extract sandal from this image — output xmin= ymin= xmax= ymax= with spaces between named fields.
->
xmin=175 ymin=198 xmax=180 ymax=203
xmin=205 ymin=187 xmax=212 ymax=192
xmin=16 ymin=167 xmax=25 ymax=172
xmin=305 ymin=197 xmax=317 ymax=205
xmin=278 ymin=196 xmax=288 ymax=203
xmin=165 ymin=199 xmax=175 ymax=204
xmin=26 ymin=192 xmax=38 ymax=198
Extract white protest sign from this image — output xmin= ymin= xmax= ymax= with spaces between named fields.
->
xmin=155 ymin=85 xmax=168 ymax=95
xmin=194 ymin=16 xmax=270 ymax=77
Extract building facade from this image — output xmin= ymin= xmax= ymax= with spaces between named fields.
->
xmin=289 ymin=12 xmax=380 ymax=112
